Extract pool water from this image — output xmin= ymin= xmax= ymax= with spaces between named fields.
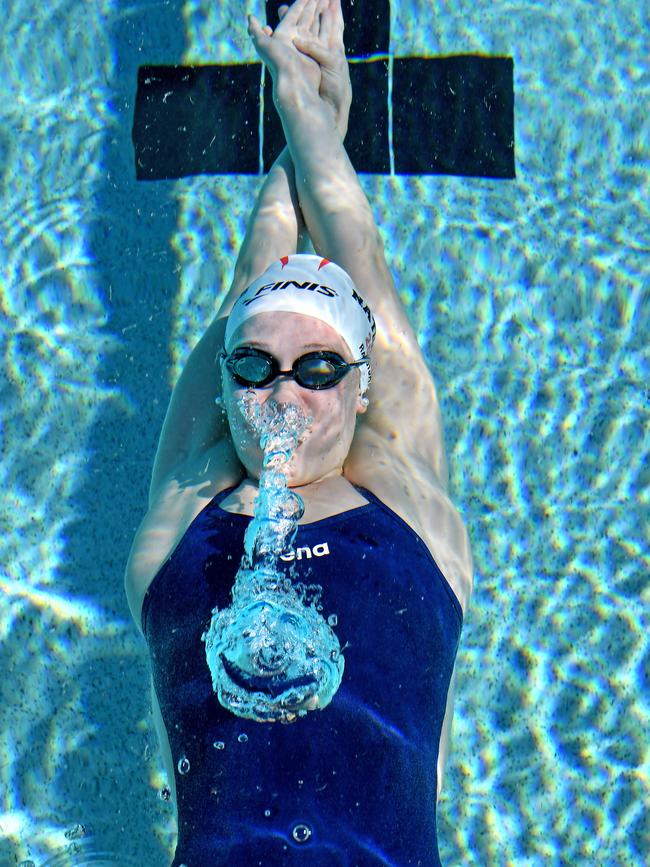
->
xmin=1 ymin=0 xmax=647 ymax=865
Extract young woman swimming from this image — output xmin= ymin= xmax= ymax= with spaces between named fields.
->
xmin=125 ymin=2 xmax=473 ymax=864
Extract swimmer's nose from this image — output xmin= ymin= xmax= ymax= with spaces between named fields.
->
xmin=267 ymin=374 xmax=303 ymax=402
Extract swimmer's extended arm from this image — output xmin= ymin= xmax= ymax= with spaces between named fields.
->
xmin=249 ymin=3 xmax=474 ymax=614
xmin=247 ymin=1 xmax=403 ymax=351
xmin=250 ymin=7 xmax=450 ymax=486
xmin=149 ymin=148 xmax=304 ymax=501
xmin=232 ymin=1 xmax=352 ymax=290
xmin=149 ymin=22 xmax=351 ymax=502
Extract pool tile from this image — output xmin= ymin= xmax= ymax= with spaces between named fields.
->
xmin=393 ymin=55 xmax=515 ymax=178
xmin=133 ymin=64 xmax=260 ymax=180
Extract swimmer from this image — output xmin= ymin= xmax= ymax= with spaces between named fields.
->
xmin=125 ymin=1 xmax=473 ymax=864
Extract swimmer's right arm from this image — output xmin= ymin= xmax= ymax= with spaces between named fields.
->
xmin=149 ymin=18 xmax=352 ymax=503
xmin=148 ymin=148 xmax=303 ymax=503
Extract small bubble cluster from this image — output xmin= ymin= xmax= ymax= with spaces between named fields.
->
xmin=64 ymin=823 xmax=87 ymax=840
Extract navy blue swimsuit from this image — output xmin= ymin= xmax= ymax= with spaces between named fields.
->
xmin=142 ymin=485 xmax=463 ymax=866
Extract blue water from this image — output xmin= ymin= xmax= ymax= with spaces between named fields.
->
xmin=1 ymin=1 xmax=647 ymax=865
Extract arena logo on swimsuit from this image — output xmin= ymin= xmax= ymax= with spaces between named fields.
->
xmin=279 ymin=542 xmax=330 ymax=562
xmin=242 ymin=280 xmax=338 ymax=305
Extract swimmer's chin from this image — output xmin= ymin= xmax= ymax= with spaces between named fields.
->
xmin=243 ymin=460 xmax=307 ymax=487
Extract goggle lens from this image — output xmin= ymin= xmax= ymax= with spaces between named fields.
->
xmin=296 ymin=357 xmax=339 ymax=387
xmin=231 ymin=354 xmax=274 ymax=384
xmin=225 ymin=349 xmax=357 ymax=390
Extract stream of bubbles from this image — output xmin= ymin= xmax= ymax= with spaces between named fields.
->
xmin=202 ymin=393 xmax=345 ymax=723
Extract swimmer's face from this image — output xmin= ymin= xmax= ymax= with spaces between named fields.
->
xmin=221 ymin=312 xmax=368 ymax=486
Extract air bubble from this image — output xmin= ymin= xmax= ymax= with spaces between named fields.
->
xmin=327 ymin=614 xmax=338 ymax=627
xmin=159 ymin=786 xmax=172 ymax=801
xmin=213 ymin=740 xmax=225 ymax=750
xmin=292 ymin=822 xmax=312 ymax=843
xmin=238 ymin=733 xmax=249 ymax=743
xmin=264 ymin=808 xmax=271 ymax=817
xmin=177 ymin=755 xmax=190 ymax=775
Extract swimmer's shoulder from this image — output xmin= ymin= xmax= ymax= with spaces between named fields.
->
xmin=124 ymin=445 xmax=243 ymax=635
xmin=346 ymin=466 xmax=474 ymax=614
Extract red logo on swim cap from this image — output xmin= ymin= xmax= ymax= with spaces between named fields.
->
xmin=279 ymin=255 xmax=329 ymax=270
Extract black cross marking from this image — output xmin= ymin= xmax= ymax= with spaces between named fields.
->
xmin=132 ymin=0 xmax=514 ymax=180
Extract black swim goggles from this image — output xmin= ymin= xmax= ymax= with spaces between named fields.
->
xmin=220 ymin=347 xmax=367 ymax=390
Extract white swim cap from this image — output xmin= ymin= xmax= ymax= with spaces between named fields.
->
xmin=225 ymin=254 xmax=376 ymax=393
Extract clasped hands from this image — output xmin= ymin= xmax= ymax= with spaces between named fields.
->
xmin=248 ymin=0 xmax=352 ymax=137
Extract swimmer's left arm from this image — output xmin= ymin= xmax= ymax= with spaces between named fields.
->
xmin=229 ymin=145 xmax=308 ymax=300
xmin=436 ymin=661 xmax=458 ymax=801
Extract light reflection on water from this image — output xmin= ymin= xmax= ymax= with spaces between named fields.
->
xmin=0 ymin=0 xmax=648 ymax=865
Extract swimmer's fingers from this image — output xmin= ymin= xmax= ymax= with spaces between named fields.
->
xmin=277 ymin=0 xmax=319 ymax=33
xmin=314 ymin=0 xmax=344 ymax=43
xmin=320 ymin=0 xmax=344 ymax=42
xmin=247 ymin=14 xmax=279 ymax=68
xmin=311 ymin=0 xmax=329 ymax=36
xmin=292 ymin=0 xmax=345 ymax=67
xmin=247 ymin=14 xmax=269 ymax=46
xmin=292 ymin=1 xmax=351 ymax=136
xmin=293 ymin=694 xmax=319 ymax=712
xmin=248 ymin=15 xmax=319 ymax=94
xmin=259 ymin=696 xmax=318 ymax=723
xmin=254 ymin=710 xmax=300 ymax=723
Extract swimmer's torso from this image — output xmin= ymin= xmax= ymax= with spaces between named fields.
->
xmin=141 ymin=483 xmax=462 ymax=866
xmin=126 ymin=461 xmax=470 ymax=630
